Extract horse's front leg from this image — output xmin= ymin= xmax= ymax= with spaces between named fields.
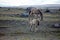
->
xmin=34 ymin=24 xmax=38 ymax=32
xmin=30 ymin=24 xmax=35 ymax=32
xmin=30 ymin=24 xmax=33 ymax=32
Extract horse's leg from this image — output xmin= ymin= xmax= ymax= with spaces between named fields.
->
xmin=30 ymin=24 xmax=35 ymax=32
xmin=30 ymin=24 xmax=34 ymax=32
xmin=34 ymin=22 xmax=39 ymax=32
xmin=32 ymin=24 xmax=36 ymax=32
xmin=30 ymin=24 xmax=32 ymax=31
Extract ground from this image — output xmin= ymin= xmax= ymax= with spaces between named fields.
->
xmin=0 ymin=8 xmax=60 ymax=40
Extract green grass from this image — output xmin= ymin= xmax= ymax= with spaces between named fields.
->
xmin=0 ymin=16 xmax=28 ymax=21
xmin=0 ymin=13 xmax=60 ymax=22
xmin=0 ymin=13 xmax=60 ymax=38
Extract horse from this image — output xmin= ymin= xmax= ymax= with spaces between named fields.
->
xmin=28 ymin=8 xmax=43 ymax=32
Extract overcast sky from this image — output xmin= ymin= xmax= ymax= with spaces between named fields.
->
xmin=0 ymin=0 xmax=60 ymax=7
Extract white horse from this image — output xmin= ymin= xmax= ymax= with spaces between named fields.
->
xmin=29 ymin=19 xmax=40 ymax=32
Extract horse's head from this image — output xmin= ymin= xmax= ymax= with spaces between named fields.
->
xmin=29 ymin=8 xmax=43 ymax=21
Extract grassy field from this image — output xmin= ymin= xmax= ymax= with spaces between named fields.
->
xmin=0 ymin=8 xmax=60 ymax=40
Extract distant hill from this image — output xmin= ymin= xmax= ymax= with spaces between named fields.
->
xmin=29 ymin=4 xmax=60 ymax=9
xmin=0 ymin=4 xmax=60 ymax=9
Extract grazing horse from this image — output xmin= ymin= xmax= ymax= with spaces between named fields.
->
xmin=28 ymin=8 xmax=43 ymax=32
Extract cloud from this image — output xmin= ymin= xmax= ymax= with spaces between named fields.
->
xmin=42 ymin=0 xmax=60 ymax=4
xmin=0 ymin=0 xmax=60 ymax=7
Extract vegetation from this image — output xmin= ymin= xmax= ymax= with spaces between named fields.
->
xmin=0 ymin=8 xmax=60 ymax=38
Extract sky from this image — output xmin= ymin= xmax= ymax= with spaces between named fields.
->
xmin=0 ymin=0 xmax=60 ymax=7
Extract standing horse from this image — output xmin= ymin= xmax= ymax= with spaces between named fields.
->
xmin=28 ymin=8 xmax=43 ymax=32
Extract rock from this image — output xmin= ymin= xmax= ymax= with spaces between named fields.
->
xmin=52 ymin=23 xmax=60 ymax=28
